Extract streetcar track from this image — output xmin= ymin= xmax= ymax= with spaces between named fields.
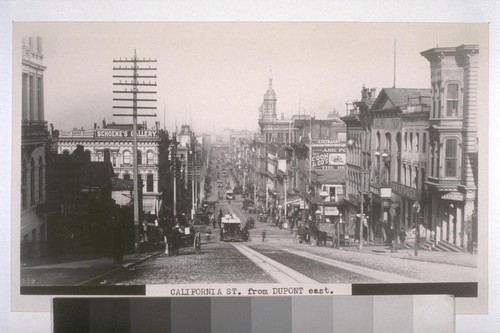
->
xmin=274 ymin=245 xmax=421 ymax=283
xmin=231 ymin=243 xmax=318 ymax=284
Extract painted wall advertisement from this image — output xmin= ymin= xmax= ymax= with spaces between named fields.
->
xmin=311 ymin=141 xmax=347 ymax=170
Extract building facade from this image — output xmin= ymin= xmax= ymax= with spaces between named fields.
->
xmin=21 ymin=37 xmax=49 ymax=258
xmin=57 ymin=121 xmax=162 ymax=214
xmin=421 ymin=45 xmax=479 ymax=251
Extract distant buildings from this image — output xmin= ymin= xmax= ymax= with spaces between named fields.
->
xmin=245 ymin=76 xmax=347 ymax=230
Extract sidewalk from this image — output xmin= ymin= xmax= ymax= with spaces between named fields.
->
xmin=331 ymin=243 xmax=477 ymax=268
xmin=249 ymin=222 xmax=477 ymax=268
xmin=21 ymin=247 xmax=164 ymax=286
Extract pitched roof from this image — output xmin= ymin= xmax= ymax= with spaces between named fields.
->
xmin=372 ymin=88 xmax=431 ymax=111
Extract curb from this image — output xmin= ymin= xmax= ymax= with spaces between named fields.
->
xmin=342 ymin=247 xmax=477 ymax=268
xmin=76 ymin=250 xmax=164 ymax=286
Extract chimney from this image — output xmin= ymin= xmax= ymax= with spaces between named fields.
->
xmin=102 ymin=118 xmax=106 ymax=128
xmin=94 ymin=122 xmax=97 ymax=129
xmin=370 ymin=88 xmax=377 ymax=99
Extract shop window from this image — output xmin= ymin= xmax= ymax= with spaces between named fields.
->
xmin=445 ymin=139 xmax=458 ymax=177
xmin=446 ymin=84 xmax=459 ymax=117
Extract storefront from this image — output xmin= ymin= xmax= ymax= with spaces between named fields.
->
xmin=369 ymin=184 xmax=393 ymax=244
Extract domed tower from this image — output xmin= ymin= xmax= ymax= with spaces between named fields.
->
xmin=259 ymin=77 xmax=277 ymax=122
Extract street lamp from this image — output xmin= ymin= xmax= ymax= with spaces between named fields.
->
xmin=412 ymin=201 xmax=421 ymax=256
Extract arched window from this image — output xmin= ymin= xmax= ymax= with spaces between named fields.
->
xmin=38 ymin=157 xmax=44 ymax=202
xmin=123 ymin=150 xmax=131 ymax=165
xmin=385 ymin=133 xmax=391 ymax=151
xmin=30 ymin=158 xmax=35 ymax=205
xmin=123 ymin=173 xmax=131 ymax=181
xmin=147 ymin=151 xmax=155 ymax=165
xmin=21 ymin=160 xmax=27 ymax=209
xmin=445 ymin=139 xmax=458 ymax=177
xmin=376 ymin=132 xmax=381 ymax=151
xmin=404 ymin=132 xmax=408 ymax=151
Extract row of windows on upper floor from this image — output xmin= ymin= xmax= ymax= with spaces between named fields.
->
xmin=120 ymin=173 xmax=156 ymax=193
xmin=347 ymin=136 xmax=460 ymax=187
xmin=61 ymin=149 xmax=157 ymax=166
xmin=348 ymin=130 xmax=428 ymax=156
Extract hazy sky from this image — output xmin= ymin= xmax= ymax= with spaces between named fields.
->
xmin=14 ymin=22 xmax=487 ymax=133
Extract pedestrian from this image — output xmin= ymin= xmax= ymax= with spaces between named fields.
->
xmin=262 ymin=229 xmax=267 ymax=242
xmin=172 ymin=224 xmax=182 ymax=255
xmin=399 ymin=229 xmax=407 ymax=248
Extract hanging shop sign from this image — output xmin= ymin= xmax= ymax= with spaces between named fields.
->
xmin=441 ymin=192 xmax=464 ymax=201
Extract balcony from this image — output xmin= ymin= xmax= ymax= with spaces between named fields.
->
xmin=22 ymin=120 xmax=48 ymax=144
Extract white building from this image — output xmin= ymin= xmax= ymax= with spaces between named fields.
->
xmin=57 ymin=123 xmax=162 ymax=214
xmin=21 ymin=37 xmax=49 ymax=258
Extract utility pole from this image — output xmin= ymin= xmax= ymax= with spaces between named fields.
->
xmin=358 ymin=171 xmax=365 ymax=249
xmin=172 ymin=133 xmax=177 ymax=223
xmin=113 ymin=50 xmax=157 ymax=257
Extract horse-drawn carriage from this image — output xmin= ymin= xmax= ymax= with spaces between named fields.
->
xmin=165 ymin=224 xmax=202 ymax=255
